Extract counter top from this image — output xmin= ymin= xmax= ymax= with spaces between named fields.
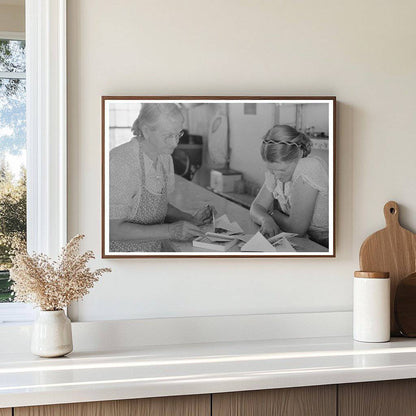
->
xmin=2 ymin=336 xmax=416 ymax=409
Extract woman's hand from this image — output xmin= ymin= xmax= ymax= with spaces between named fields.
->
xmin=168 ymin=221 xmax=204 ymax=241
xmin=260 ymin=216 xmax=280 ymax=238
xmin=192 ymin=205 xmax=216 ymax=226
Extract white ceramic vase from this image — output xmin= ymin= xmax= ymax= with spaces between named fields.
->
xmin=31 ymin=310 xmax=73 ymax=357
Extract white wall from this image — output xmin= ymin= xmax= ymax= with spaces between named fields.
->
xmin=0 ymin=4 xmax=25 ymax=33
xmin=301 ymin=104 xmax=329 ymax=136
xmin=67 ymin=0 xmax=416 ymax=322
xmin=229 ymin=103 xmax=274 ymax=186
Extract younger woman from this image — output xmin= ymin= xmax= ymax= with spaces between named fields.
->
xmin=250 ymin=125 xmax=329 ymax=247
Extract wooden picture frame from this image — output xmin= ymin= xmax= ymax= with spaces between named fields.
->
xmin=102 ymin=96 xmax=336 ymax=258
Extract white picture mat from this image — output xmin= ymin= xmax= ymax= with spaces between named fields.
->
xmin=103 ymin=98 xmax=335 ymax=257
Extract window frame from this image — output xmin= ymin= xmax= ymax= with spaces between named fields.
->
xmin=26 ymin=0 xmax=67 ymax=258
xmin=0 ymin=0 xmax=67 ymax=323
xmin=0 ymin=31 xmax=25 ymax=41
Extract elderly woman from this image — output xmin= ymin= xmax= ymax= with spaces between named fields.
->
xmin=250 ymin=125 xmax=329 ymax=247
xmin=110 ymin=103 xmax=212 ymax=252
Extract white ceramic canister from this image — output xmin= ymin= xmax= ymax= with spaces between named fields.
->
xmin=353 ymin=271 xmax=390 ymax=342
xmin=31 ymin=310 xmax=73 ymax=357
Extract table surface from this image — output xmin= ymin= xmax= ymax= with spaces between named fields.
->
xmin=169 ymin=176 xmax=328 ymax=253
xmin=3 ymin=336 xmax=416 ymax=409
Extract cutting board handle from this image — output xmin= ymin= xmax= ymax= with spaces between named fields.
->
xmin=384 ymin=201 xmax=400 ymax=228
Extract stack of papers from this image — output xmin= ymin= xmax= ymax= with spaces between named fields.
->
xmin=213 ymin=214 xmax=244 ymax=234
xmin=193 ymin=214 xmax=246 ymax=252
xmin=193 ymin=235 xmax=238 ymax=252
xmin=193 ymin=214 xmax=298 ymax=253
xmin=241 ymin=232 xmax=297 ymax=252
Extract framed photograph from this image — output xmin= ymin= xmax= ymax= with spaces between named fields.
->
xmin=102 ymin=96 xmax=336 ymax=258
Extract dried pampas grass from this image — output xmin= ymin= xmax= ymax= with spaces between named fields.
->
xmin=10 ymin=235 xmax=111 ymax=311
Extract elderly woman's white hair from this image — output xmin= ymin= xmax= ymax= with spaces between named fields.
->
xmin=131 ymin=103 xmax=184 ymax=136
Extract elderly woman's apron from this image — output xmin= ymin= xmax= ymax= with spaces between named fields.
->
xmin=110 ymin=144 xmax=168 ymax=252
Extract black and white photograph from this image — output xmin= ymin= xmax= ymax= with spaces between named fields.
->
xmin=102 ymin=97 xmax=335 ymax=257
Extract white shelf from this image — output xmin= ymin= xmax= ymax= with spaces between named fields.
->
xmin=2 ymin=335 xmax=416 ymax=408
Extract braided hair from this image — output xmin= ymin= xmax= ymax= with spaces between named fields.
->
xmin=260 ymin=125 xmax=312 ymax=163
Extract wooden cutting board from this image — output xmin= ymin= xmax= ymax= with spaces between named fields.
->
xmin=359 ymin=201 xmax=416 ymax=335
xmin=395 ymin=272 xmax=416 ymax=337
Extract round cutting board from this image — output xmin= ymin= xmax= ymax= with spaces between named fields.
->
xmin=359 ymin=201 xmax=416 ymax=335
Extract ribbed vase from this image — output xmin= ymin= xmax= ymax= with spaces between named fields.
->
xmin=31 ymin=310 xmax=73 ymax=357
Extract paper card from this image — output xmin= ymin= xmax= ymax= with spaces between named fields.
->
xmin=214 ymin=214 xmax=231 ymax=228
xmin=268 ymin=232 xmax=298 ymax=245
xmin=205 ymin=232 xmax=236 ymax=242
xmin=235 ymin=234 xmax=253 ymax=243
xmin=273 ymin=237 xmax=296 ymax=252
xmin=214 ymin=214 xmax=244 ymax=234
xmin=240 ymin=232 xmax=276 ymax=252
xmin=193 ymin=236 xmax=238 ymax=252
xmin=228 ymin=221 xmax=244 ymax=234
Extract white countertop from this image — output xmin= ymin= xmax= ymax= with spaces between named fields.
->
xmin=2 ymin=336 xmax=416 ymax=409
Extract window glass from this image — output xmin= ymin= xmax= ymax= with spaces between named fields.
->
xmin=0 ymin=39 xmax=26 ymax=303
xmin=0 ymin=39 xmax=26 ymax=73
xmin=109 ymin=102 xmax=142 ymax=150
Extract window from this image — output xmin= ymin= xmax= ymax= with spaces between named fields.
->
xmin=109 ymin=101 xmax=142 ymax=149
xmin=0 ymin=1 xmax=67 ymax=323
xmin=0 ymin=37 xmax=26 ymax=306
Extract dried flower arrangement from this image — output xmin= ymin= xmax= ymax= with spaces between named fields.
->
xmin=10 ymin=235 xmax=111 ymax=311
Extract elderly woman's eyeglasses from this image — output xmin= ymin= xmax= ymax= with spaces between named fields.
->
xmin=162 ymin=130 xmax=184 ymax=143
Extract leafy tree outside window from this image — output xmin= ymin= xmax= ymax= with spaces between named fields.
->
xmin=0 ymin=38 xmax=27 ymax=302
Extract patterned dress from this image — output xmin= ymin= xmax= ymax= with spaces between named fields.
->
xmin=109 ymin=138 xmax=173 ymax=252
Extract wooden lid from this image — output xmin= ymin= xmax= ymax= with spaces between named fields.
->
xmin=354 ymin=271 xmax=390 ymax=279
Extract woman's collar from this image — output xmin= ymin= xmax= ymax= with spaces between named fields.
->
xmin=138 ymin=137 xmax=159 ymax=163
